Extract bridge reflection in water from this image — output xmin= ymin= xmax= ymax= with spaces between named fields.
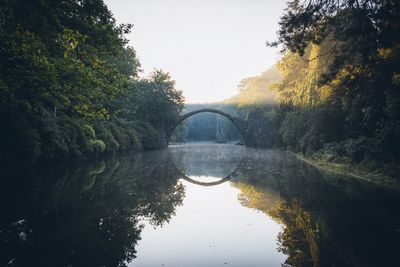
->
xmin=168 ymin=142 xmax=245 ymax=186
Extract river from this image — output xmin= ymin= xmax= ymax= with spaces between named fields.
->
xmin=0 ymin=143 xmax=399 ymax=266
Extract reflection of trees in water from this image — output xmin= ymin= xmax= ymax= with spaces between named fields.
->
xmin=270 ymin=202 xmax=320 ymax=267
xmin=232 ymin=148 xmax=400 ymax=267
xmin=0 ymin=150 xmax=184 ymax=267
xmin=2 ymin=146 xmax=399 ymax=267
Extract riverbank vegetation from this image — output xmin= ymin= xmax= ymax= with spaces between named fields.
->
xmin=0 ymin=0 xmax=184 ymax=165
xmin=272 ymin=0 xmax=400 ymax=177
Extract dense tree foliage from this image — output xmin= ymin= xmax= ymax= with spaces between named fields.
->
xmin=119 ymin=71 xmax=184 ymax=133
xmin=0 ymin=0 xmax=184 ymax=165
xmin=264 ymin=0 xmax=400 ymax=173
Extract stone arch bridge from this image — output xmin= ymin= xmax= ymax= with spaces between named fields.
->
xmin=168 ymin=108 xmax=248 ymax=142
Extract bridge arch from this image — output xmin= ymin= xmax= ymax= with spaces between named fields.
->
xmin=169 ymin=108 xmax=247 ymax=142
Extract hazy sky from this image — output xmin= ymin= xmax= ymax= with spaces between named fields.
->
xmin=104 ymin=0 xmax=286 ymax=103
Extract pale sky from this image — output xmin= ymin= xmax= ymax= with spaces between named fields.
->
xmin=104 ymin=0 xmax=286 ymax=103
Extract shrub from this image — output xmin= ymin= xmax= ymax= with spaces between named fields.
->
xmin=115 ymin=119 xmax=142 ymax=151
xmin=83 ymin=125 xmax=96 ymax=140
xmin=343 ymin=137 xmax=369 ymax=163
xmin=313 ymin=142 xmax=346 ymax=162
xmin=108 ymin=122 xmax=131 ymax=151
xmin=132 ymin=121 xmax=164 ymax=150
xmin=58 ymin=116 xmax=82 ymax=157
xmin=313 ymin=137 xmax=376 ymax=164
xmin=90 ymin=139 xmax=106 ymax=154
xmin=94 ymin=122 xmax=120 ymax=153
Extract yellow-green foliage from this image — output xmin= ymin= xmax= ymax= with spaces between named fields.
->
xmin=270 ymin=202 xmax=320 ymax=267
xmin=268 ymin=0 xmax=400 ymax=167
xmin=225 ymin=66 xmax=280 ymax=107
xmin=83 ymin=125 xmax=96 ymax=140
xmin=275 ymin=40 xmax=335 ymax=108
xmin=89 ymin=139 xmax=106 ymax=154
xmin=232 ymin=181 xmax=321 ymax=267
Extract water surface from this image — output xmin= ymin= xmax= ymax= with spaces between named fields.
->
xmin=132 ymin=143 xmax=284 ymax=267
xmin=1 ymin=143 xmax=399 ymax=267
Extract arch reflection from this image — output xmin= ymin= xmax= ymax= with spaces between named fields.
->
xmin=168 ymin=143 xmax=245 ymax=187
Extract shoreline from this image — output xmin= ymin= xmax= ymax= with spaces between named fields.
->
xmin=289 ymin=151 xmax=400 ymax=190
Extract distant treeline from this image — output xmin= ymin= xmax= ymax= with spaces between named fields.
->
xmin=0 ymin=0 xmax=184 ymax=165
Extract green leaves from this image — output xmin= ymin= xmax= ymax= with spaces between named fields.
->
xmin=0 ymin=0 xmax=140 ymax=122
xmin=60 ymin=29 xmax=87 ymax=58
xmin=119 ymin=70 xmax=184 ymax=131
xmin=0 ymin=1 xmax=181 ymax=163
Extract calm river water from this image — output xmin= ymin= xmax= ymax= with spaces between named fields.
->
xmin=1 ymin=143 xmax=399 ymax=267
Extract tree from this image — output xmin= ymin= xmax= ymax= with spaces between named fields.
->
xmin=0 ymin=1 xmax=184 ymax=164
xmin=268 ymin=0 xmax=400 ymax=164
xmin=120 ymin=70 xmax=184 ymax=132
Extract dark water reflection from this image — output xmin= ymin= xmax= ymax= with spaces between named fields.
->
xmin=229 ymin=147 xmax=400 ymax=267
xmin=0 ymin=144 xmax=399 ymax=266
xmin=0 ymin=150 xmax=184 ymax=267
